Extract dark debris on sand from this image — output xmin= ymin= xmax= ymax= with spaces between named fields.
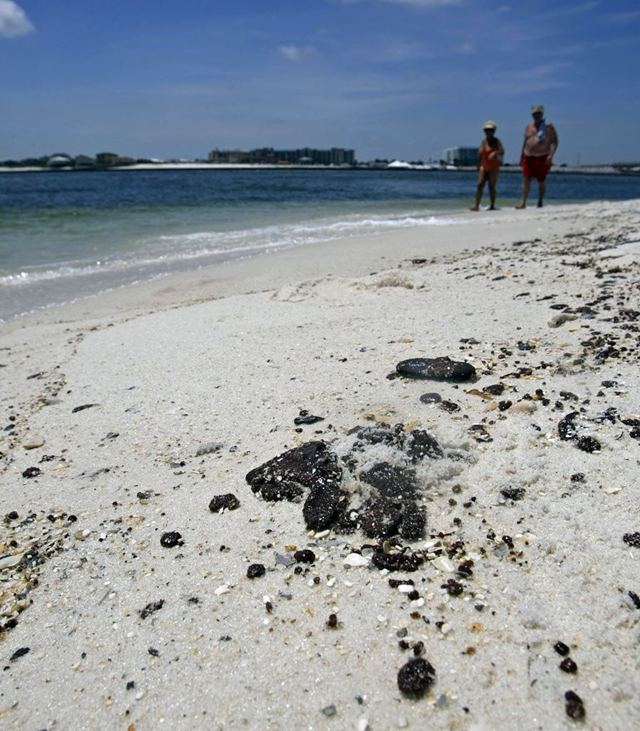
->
xmin=396 ymin=356 xmax=476 ymax=383
xmin=397 ymin=657 xmax=436 ymax=697
xmin=246 ymin=422 xmax=444 ymax=540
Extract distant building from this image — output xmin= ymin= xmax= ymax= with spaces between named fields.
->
xmin=208 ymin=147 xmax=355 ymax=165
xmin=95 ymin=152 xmax=134 ymax=167
xmin=208 ymin=149 xmax=252 ymax=164
xmin=444 ymin=147 xmax=479 ymax=166
xmin=267 ymin=147 xmax=355 ymax=165
xmin=74 ymin=155 xmax=96 ymax=169
xmin=328 ymin=147 xmax=355 ymax=165
xmin=96 ymin=152 xmax=119 ymax=167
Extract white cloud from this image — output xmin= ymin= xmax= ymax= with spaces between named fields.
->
xmin=0 ymin=0 xmax=34 ymax=37
xmin=277 ymin=45 xmax=317 ymax=62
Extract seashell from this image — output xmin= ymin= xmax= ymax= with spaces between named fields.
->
xmin=0 ymin=554 xmax=23 ymax=570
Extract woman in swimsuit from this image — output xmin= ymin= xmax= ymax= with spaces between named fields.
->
xmin=470 ymin=121 xmax=504 ymax=211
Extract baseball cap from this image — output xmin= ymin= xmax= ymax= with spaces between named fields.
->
xmin=531 ymin=104 xmax=544 ymax=114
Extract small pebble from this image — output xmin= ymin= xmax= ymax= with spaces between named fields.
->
xmin=9 ymin=647 xmax=30 ymax=662
xmin=321 ymin=705 xmax=336 ymax=717
xmin=396 ymin=356 xmax=476 ymax=382
xmin=431 ymin=556 xmax=455 ymax=573
xmin=576 ymin=435 xmax=601 ymax=453
xmin=160 ymin=531 xmax=183 ymax=548
xmin=397 ymin=657 xmax=436 ymax=697
xmin=560 ymin=657 xmax=578 ymax=674
xmin=439 ymin=399 xmax=460 ymax=413
xmin=564 ymin=690 xmax=586 ymax=719
xmin=208 ymin=493 xmax=240 ymax=513
xmin=628 ymin=590 xmax=640 ymax=609
xmin=512 ymin=400 xmax=537 ymax=413
xmin=247 ymin=563 xmax=266 ymax=579
xmin=442 ymin=578 xmax=464 ymax=596
xmin=22 ymin=467 xmax=42 ymax=479
xmin=419 ymin=393 xmax=442 ymax=404
xmin=294 ymin=549 xmax=316 ymax=564
xmin=22 ymin=435 xmax=45 ymax=450
xmin=344 ymin=553 xmax=368 ymax=567
xmin=294 ymin=415 xmax=324 ymax=425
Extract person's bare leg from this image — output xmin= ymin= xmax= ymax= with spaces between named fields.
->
xmin=470 ymin=171 xmax=486 ymax=211
xmin=516 ymin=178 xmax=531 ymax=209
xmin=537 ymin=180 xmax=546 ymax=207
xmin=488 ymin=169 xmax=499 ymax=209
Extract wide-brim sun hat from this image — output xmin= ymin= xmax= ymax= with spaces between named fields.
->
xmin=483 ymin=121 xmax=497 ymax=130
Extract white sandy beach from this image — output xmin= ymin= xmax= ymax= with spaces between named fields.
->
xmin=1 ymin=200 xmax=640 ymax=731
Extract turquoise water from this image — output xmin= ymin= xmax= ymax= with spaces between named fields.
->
xmin=0 ymin=168 xmax=638 ymax=321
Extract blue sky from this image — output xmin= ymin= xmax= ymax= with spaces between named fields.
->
xmin=2 ymin=0 xmax=639 ymax=163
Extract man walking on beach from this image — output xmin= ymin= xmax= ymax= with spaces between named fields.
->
xmin=516 ymin=104 xmax=558 ymax=209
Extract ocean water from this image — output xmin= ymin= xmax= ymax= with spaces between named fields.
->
xmin=1 ymin=168 xmax=638 ymax=321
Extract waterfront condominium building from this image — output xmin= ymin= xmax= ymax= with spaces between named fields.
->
xmin=444 ymin=147 xmax=479 ymax=166
xmin=208 ymin=147 xmax=355 ymax=165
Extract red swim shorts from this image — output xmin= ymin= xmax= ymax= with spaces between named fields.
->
xmin=522 ymin=155 xmax=551 ymax=181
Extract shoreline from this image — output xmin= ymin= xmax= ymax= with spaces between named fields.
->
xmin=1 ymin=199 xmax=640 ymax=730
xmin=1 ymin=202 xmax=607 ymax=331
xmin=0 ymin=163 xmax=632 ymax=175
xmin=0 ymin=206 xmax=474 ymax=326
